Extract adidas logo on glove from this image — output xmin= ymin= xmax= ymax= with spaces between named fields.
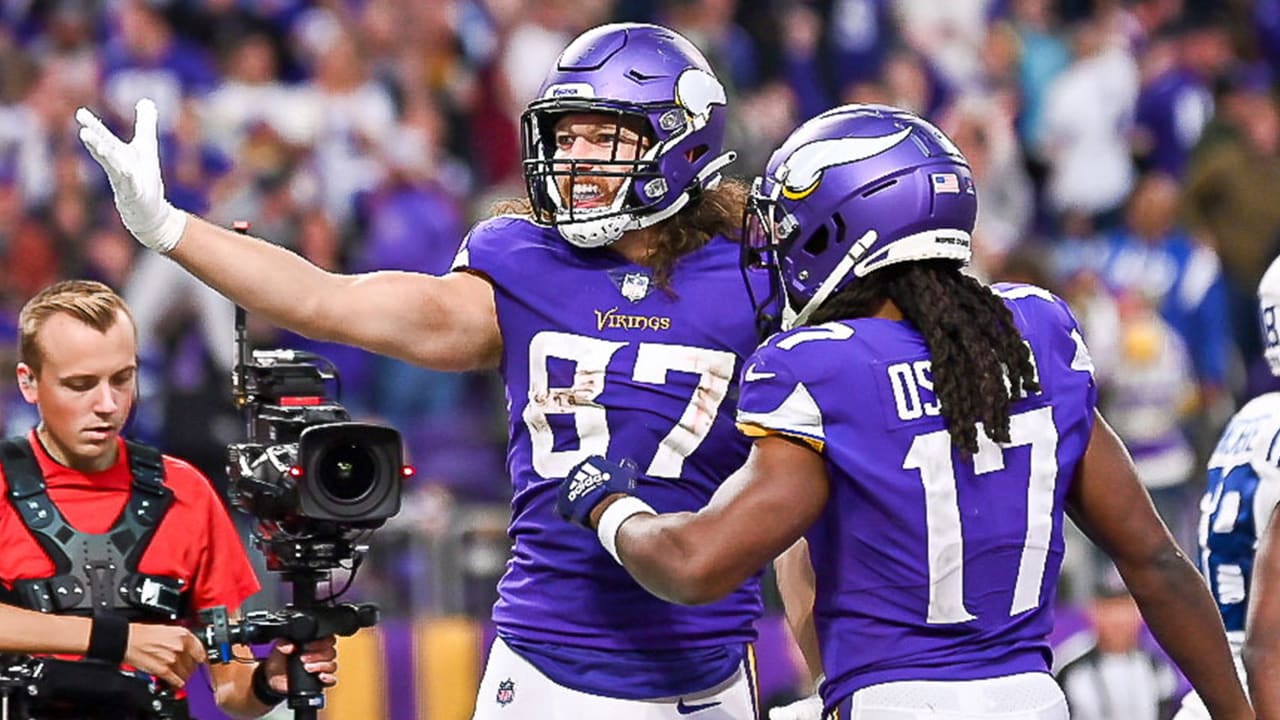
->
xmin=567 ymin=461 xmax=611 ymax=502
xmin=557 ymin=455 xmax=639 ymax=528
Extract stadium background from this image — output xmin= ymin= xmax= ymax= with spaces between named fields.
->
xmin=2 ymin=0 xmax=1278 ymax=717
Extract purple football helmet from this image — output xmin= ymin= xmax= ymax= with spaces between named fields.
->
xmin=520 ymin=23 xmax=735 ymax=248
xmin=744 ymin=104 xmax=976 ymax=330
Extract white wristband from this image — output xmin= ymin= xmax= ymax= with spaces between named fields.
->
xmin=596 ymin=496 xmax=655 ymax=565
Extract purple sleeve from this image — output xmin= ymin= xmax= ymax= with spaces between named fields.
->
xmin=450 ymin=215 xmax=530 ymax=281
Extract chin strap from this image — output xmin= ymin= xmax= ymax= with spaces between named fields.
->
xmin=629 ymin=150 xmax=739 ymax=232
xmin=557 ymin=214 xmax=633 ymax=248
xmin=694 ymin=150 xmax=738 ymax=187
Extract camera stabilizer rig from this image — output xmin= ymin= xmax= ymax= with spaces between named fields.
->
xmin=0 ymin=654 xmax=183 ymax=720
xmin=197 ymin=220 xmax=411 ymax=720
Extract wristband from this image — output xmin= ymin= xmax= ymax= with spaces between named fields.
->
xmin=252 ymin=662 xmax=287 ymax=707
xmin=86 ymin=613 xmax=129 ymax=665
xmin=596 ymin=496 xmax=656 ymax=565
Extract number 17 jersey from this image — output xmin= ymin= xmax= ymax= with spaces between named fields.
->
xmin=736 ymin=284 xmax=1099 ymax=709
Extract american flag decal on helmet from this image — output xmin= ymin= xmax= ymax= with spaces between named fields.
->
xmin=931 ymin=173 xmax=960 ymax=193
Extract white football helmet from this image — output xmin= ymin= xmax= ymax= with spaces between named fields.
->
xmin=1261 ymin=254 xmax=1280 ymax=376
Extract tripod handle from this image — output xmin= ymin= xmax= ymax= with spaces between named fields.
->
xmin=285 ymin=651 xmax=326 ymax=712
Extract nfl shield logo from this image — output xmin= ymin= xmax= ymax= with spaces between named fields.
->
xmin=496 ymin=679 xmax=515 ymax=706
xmin=620 ymin=272 xmax=651 ymax=303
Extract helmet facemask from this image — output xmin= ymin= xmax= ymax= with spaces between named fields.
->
xmin=522 ymin=103 xmax=665 ymax=248
xmin=741 ymin=176 xmax=798 ymax=336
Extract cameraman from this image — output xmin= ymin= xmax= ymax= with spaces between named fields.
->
xmin=0 ymin=280 xmax=337 ymax=719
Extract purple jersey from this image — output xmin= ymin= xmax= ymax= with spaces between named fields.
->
xmin=454 ymin=216 xmax=763 ymax=652
xmin=736 ymin=283 xmax=1098 ymax=710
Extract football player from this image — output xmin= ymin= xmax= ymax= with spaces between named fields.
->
xmin=557 ymin=104 xmax=1253 ymax=720
xmin=78 ymin=22 xmax=773 ymax=720
xmin=1176 ymin=254 xmax=1280 ymax=720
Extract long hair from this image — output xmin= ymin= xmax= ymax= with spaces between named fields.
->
xmin=808 ymin=260 xmax=1040 ymax=454
xmin=489 ymin=179 xmax=748 ymax=288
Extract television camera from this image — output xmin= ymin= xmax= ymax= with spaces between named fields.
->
xmin=223 ymin=345 xmax=407 ymax=572
xmin=197 ymin=239 xmax=411 ymax=719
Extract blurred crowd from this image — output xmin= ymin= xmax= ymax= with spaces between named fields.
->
xmin=2 ymin=0 xmax=1279 ymax=656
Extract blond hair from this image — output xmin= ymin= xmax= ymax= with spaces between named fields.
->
xmin=18 ymin=280 xmax=136 ymax=373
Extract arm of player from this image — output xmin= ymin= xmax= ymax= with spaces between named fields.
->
xmin=178 ymin=216 xmax=501 ymax=372
xmin=75 ymin=99 xmax=501 ymax=372
xmin=207 ymin=610 xmax=338 ymax=719
xmin=770 ymin=539 xmax=825 ymax=720
xmin=577 ymin=436 xmax=829 ymax=606
xmin=1067 ymin=411 xmax=1253 ymax=720
xmin=1245 ymin=503 xmax=1280 ymax=720
xmin=774 ymin=539 xmax=823 ymax=684
xmin=0 ymin=604 xmax=205 ymax=687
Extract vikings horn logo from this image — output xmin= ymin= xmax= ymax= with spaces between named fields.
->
xmin=779 ymin=127 xmax=913 ymax=200
xmin=674 ymin=68 xmax=726 ymax=124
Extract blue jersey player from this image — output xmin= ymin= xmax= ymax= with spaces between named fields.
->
xmin=1177 ymin=254 xmax=1280 ymax=720
xmin=77 ymin=22 xmax=772 ymax=720
xmin=557 ymin=104 xmax=1252 ymax=720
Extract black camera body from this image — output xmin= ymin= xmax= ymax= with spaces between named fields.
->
xmin=228 ymin=421 xmax=403 ymax=527
xmin=228 ymin=349 xmax=405 ymax=570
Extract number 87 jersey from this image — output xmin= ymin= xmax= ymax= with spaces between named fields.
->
xmin=735 ymin=284 xmax=1099 ymax=704
xmin=454 ymin=216 xmax=766 ymax=652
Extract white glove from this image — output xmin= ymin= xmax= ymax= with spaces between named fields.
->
xmin=76 ymin=98 xmax=187 ymax=253
xmin=768 ymin=692 xmax=824 ymax=720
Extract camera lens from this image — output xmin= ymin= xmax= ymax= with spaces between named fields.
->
xmin=296 ymin=422 xmax=402 ymax=523
xmin=315 ymin=442 xmax=377 ymax=502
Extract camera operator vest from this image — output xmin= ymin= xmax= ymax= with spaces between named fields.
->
xmin=0 ymin=438 xmax=188 ymax=621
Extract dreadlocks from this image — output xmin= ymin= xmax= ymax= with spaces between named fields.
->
xmin=808 ymin=260 xmax=1040 ymax=454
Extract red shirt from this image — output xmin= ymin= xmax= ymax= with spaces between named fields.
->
xmin=0 ymin=430 xmax=261 ymax=620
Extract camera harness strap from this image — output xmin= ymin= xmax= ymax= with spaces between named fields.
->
xmin=0 ymin=438 xmax=187 ymax=621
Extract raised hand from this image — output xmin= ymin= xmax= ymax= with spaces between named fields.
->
xmin=124 ymin=623 xmax=207 ymax=688
xmin=75 ymin=98 xmax=187 ymax=253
